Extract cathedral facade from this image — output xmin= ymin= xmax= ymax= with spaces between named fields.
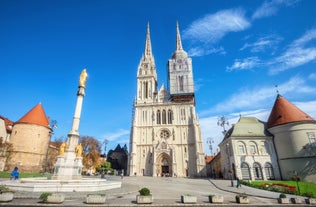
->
xmin=128 ymin=23 xmax=206 ymax=177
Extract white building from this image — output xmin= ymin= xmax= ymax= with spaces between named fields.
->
xmin=128 ymin=23 xmax=206 ymax=177
xmin=219 ymin=117 xmax=281 ymax=181
xmin=219 ymin=94 xmax=316 ymax=182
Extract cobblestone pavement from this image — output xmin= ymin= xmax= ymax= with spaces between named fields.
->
xmin=0 ymin=176 xmax=313 ymax=206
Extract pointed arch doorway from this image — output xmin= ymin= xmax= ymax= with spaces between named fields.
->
xmin=156 ymin=153 xmax=172 ymax=177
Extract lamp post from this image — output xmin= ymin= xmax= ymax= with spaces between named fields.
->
xmin=226 ymin=143 xmax=234 ymax=187
xmin=217 ymin=116 xmax=229 ymax=135
xmin=207 ymin=137 xmax=214 ymax=155
xmin=294 ymin=171 xmax=301 ymax=195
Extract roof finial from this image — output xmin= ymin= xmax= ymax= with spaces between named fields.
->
xmin=176 ymin=21 xmax=183 ymax=51
xmin=275 ymin=85 xmax=280 ymax=95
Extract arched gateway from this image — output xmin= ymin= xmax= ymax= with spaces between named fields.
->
xmin=156 ymin=153 xmax=172 ymax=177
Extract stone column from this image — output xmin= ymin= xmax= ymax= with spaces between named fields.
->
xmin=52 ymin=69 xmax=87 ymax=180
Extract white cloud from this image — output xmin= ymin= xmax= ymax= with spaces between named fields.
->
xmin=308 ymin=73 xmax=316 ymax=80
xmin=183 ymin=8 xmax=250 ymax=57
xmin=269 ymin=29 xmax=316 ymax=74
xmin=226 ymin=57 xmax=261 ymax=71
xmin=252 ymin=1 xmax=279 ymax=20
xmin=252 ymin=0 xmax=299 ymax=20
xmin=200 ymin=76 xmax=316 ymax=117
xmin=101 ymin=129 xmax=129 ymax=141
xmin=188 ymin=46 xmax=226 ymax=57
xmin=240 ymin=35 xmax=282 ymax=53
xmin=199 ymin=100 xmax=316 ymax=155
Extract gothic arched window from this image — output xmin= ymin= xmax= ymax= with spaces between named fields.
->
xmin=162 ymin=110 xmax=166 ymax=124
xmin=168 ymin=109 xmax=173 ymax=124
xmin=157 ymin=110 xmax=161 ymax=124
xmin=264 ymin=163 xmax=275 ymax=180
xmin=179 ymin=76 xmax=184 ymax=91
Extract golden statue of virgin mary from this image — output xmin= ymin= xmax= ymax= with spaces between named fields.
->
xmin=79 ymin=69 xmax=88 ymax=87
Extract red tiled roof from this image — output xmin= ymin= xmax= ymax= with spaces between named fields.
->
xmin=0 ymin=116 xmax=14 ymax=133
xmin=205 ymin=155 xmax=214 ymax=164
xmin=16 ymin=103 xmax=50 ymax=128
xmin=267 ymin=95 xmax=314 ymax=128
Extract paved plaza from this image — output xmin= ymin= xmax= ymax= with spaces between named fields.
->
xmin=0 ymin=175 xmax=312 ymax=206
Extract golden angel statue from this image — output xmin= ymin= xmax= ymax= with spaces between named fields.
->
xmin=59 ymin=142 xmax=67 ymax=156
xmin=75 ymin=143 xmax=83 ymax=157
xmin=79 ymin=69 xmax=88 ymax=87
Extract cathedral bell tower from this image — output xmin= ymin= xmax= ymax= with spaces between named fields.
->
xmin=136 ymin=23 xmax=158 ymax=104
xmin=167 ymin=22 xmax=194 ymax=102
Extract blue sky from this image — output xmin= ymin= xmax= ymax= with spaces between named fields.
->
xmin=1 ymin=0 xmax=316 ymax=155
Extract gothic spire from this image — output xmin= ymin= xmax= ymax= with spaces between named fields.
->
xmin=176 ymin=21 xmax=183 ymax=51
xmin=143 ymin=22 xmax=153 ymax=60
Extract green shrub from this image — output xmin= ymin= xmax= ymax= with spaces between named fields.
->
xmin=0 ymin=185 xmax=13 ymax=193
xmin=302 ymin=192 xmax=314 ymax=198
xmin=39 ymin=192 xmax=52 ymax=202
xmin=139 ymin=187 xmax=150 ymax=196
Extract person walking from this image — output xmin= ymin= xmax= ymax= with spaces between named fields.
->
xmin=11 ymin=167 xmax=19 ymax=180
xmin=236 ymin=177 xmax=241 ymax=188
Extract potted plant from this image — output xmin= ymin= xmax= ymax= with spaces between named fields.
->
xmin=181 ymin=194 xmax=197 ymax=204
xmin=235 ymin=193 xmax=249 ymax=204
xmin=209 ymin=194 xmax=223 ymax=203
xmin=0 ymin=185 xmax=14 ymax=202
xmin=278 ymin=193 xmax=290 ymax=204
xmin=304 ymin=192 xmax=316 ymax=204
xmin=86 ymin=194 xmax=106 ymax=204
xmin=39 ymin=192 xmax=64 ymax=203
xmin=136 ymin=187 xmax=153 ymax=204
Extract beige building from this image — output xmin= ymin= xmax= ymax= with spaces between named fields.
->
xmin=7 ymin=103 xmax=52 ymax=172
xmin=219 ymin=117 xmax=281 ymax=181
xmin=267 ymin=94 xmax=316 ymax=182
xmin=128 ymin=23 xmax=206 ymax=177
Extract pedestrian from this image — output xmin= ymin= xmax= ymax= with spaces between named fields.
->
xmin=236 ymin=177 xmax=241 ymax=188
xmin=11 ymin=167 xmax=19 ymax=180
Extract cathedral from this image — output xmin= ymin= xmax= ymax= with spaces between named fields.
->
xmin=127 ymin=23 xmax=206 ymax=177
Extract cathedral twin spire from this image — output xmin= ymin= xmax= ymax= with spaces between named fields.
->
xmin=137 ymin=22 xmax=194 ymax=103
xmin=141 ymin=23 xmax=155 ymax=64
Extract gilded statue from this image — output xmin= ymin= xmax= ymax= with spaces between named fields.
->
xmin=75 ymin=143 xmax=83 ymax=157
xmin=79 ymin=69 xmax=88 ymax=87
xmin=59 ymin=142 xmax=67 ymax=156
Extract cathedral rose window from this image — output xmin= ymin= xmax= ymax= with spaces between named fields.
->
xmin=160 ymin=130 xmax=170 ymax=139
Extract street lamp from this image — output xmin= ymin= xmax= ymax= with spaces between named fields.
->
xmin=293 ymin=171 xmax=301 ymax=195
xmin=217 ymin=116 xmax=229 ymax=135
xmin=226 ymin=143 xmax=234 ymax=187
xmin=207 ymin=137 xmax=214 ymax=154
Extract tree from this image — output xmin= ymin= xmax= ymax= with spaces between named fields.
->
xmin=79 ymin=136 xmax=102 ymax=173
xmin=44 ymin=136 xmax=65 ymax=173
xmin=96 ymin=161 xmax=114 ymax=174
xmin=0 ymin=137 xmax=13 ymax=171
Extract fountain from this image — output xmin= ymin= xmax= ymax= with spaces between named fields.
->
xmin=1 ymin=69 xmax=121 ymax=192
